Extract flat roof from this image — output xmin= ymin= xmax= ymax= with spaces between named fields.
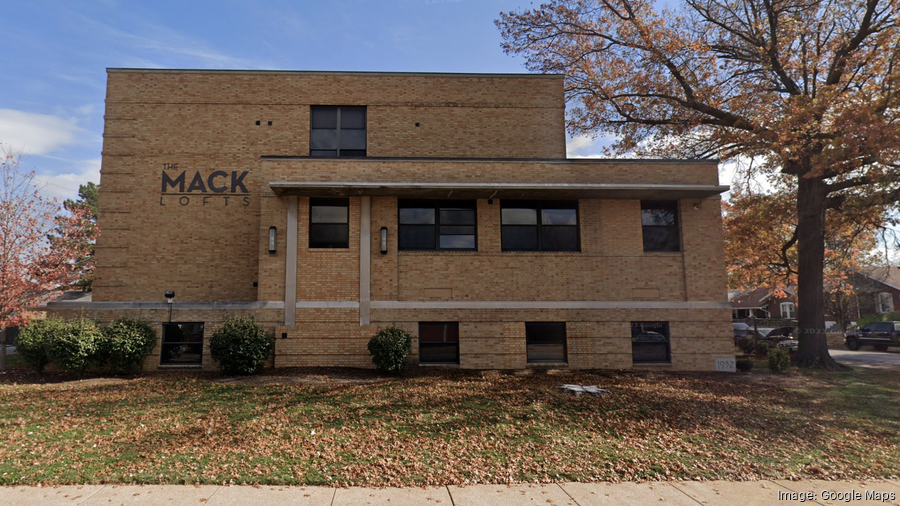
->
xmin=261 ymin=156 xmax=720 ymax=165
xmin=268 ymin=181 xmax=729 ymax=200
xmin=106 ymin=68 xmax=563 ymax=79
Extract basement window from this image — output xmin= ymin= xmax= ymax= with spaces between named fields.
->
xmin=419 ymin=322 xmax=460 ymax=364
xmin=160 ymin=322 xmax=204 ymax=366
xmin=631 ymin=321 xmax=671 ymax=363
xmin=526 ymin=322 xmax=567 ymax=363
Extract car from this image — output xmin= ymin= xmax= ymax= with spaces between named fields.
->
xmin=733 ymin=323 xmax=751 ymax=340
xmin=844 ymin=321 xmax=900 ymax=351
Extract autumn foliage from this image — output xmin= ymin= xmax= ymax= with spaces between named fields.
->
xmin=0 ymin=146 xmax=96 ymax=339
xmin=498 ymin=0 xmax=900 ymax=367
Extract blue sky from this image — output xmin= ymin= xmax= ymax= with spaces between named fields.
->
xmin=2 ymin=0 xmax=726 ymax=202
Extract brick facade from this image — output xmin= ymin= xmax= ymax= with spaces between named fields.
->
xmin=48 ymin=69 xmax=733 ymax=372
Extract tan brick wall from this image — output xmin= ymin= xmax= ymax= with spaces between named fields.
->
xmin=68 ymin=69 xmax=735 ymax=373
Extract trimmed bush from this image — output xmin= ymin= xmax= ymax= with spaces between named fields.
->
xmin=768 ymin=348 xmax=791 ymax=373
xmin=103 ymin=319 xmax=157 ymax=374
xmin=736 ymin=359 xmax=754 ymax=372
xmin=753 ymin=341 xmax=772 ymax=357
xmin=735 ymin=338 xmax=755 ymax=355
xmin=49 ymin=317 xmax=105 ymax=376
xmin=367 ymin=326 xmax=411 ymax=374
xmin=16 ymin=317 xmax=66 ymax=372
xmin=209 ymin=316 xmax=272 ymax=375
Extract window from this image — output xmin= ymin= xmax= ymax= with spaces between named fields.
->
xmin=160 ymin=322 xmax=203 ymax=365
xmin=310 ymin=106 xmax=366 ymax=157
xmin=525 ymin=322 xmax=567 ymax=363
xmin=631 ymin=321 xmax=670 ymax=363
xmin=876 ymin=292 xmax=894 ymax=313
xmin=398 ymin=200 xmax=476 ymax=250
xmin=641 ymin=201 xmax=680 ymax=252
xmin=310 ymin=198 xmax=349 ymax=248
xmin=419 ymin=322 xmax=460 ymax=364
xmin=501 ymin=200 xmax=579 ymax=251
xmin=780 ymin=302 xmax=796 ymax=320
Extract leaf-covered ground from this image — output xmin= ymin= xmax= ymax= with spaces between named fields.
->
xmin=0 ymin=365 xmax=898 ymax=487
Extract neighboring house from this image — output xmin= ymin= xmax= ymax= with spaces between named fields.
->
xmin=849 ymin=266 xmax=900 ymax=317
xmin=48 ymin=69 xmax=732 ymax=371
xmin=729 ymin=287 xmax=797 ymax=321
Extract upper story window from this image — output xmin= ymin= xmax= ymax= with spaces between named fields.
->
xmin=780 ymin=302 xmax=796 ymax=320
xmin=876 ymin=292 xmax=894 ymax=313
xmin=310 ymin=106 xmax=366 ymax=157
xmin=398 ymin=199 xmax=477 ymax=251
xmin=309 ymin=198 xmax=349 ymax=248
xmin=500 ymin=200 xmax=579 ymax=252
xmin=641 ymin=201 xmax=680 ymax=252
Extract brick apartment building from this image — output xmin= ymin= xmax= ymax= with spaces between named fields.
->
xmin=48 ymin=69 xmax=733 ymax=371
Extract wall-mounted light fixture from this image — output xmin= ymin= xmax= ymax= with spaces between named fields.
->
xmin=164 ymin=290 xmax=175 ymax=323
xmin=268 ymin=226 xmax=277 ymax=254
xmin=693 ymin=202 xmax=702 ymax=211
xmin=380 ymin=227 xmax=388 ymax=255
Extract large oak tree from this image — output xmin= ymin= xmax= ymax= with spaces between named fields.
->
xmin=498 ymin=0 xmax=900 ymax=367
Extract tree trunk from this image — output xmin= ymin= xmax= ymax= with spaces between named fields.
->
xmin=793 ymin=176 xmax=844 ymax=368
xmin=1 ymin=326 xmax=6 ymax=372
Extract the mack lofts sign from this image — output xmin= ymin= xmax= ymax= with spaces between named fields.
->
xmin=159 ymin=163 xmax=250 ymax=206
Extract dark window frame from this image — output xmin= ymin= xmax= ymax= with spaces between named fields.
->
xmin=641 ymin=201 xmax=681 ymax=252
xmin=500 ymin=200 xmax=580 ymax=252
xmin=398 ymin=199 xmax=478 ymax=251
xmin=309 ymin=197 xmax=350 ymax=249
xmin=418 ymin=322 xmax=460 ymax=364
xmin=309 ymin=106 xmax=367 ymax=157
xmin=631 ymin=321 xmax=671 ymax=364
xmin=525 ymin=322 xmax=568 ymax=364
xmin=160 ymin=322 xmax=204 ymax=366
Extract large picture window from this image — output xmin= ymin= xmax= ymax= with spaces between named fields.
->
xmin=419 ymin=322 xmax=460 ymax=364
xmin=310 ymin=106 xmax=366 ymax=157
xmin=631 ymin=321 xmax=671 ymax=363
xmin=160 ymin=322 xmax=204 ymax=366
xmin=398 ymin=200 xmax=476 ymax=250
xmin=310 ymin=198 xmax=349 ymax=248
xmin=501 ymin=200 xmax=579 ymax=251
xmin=526 ymin=322 xmax=567 ymax=363
xmin=641 ymin=201 xmax=680 ymax=252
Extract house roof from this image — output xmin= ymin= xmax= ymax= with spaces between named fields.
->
xmin=729 ymin=287 xmax=795 ymax=308
xmin=858 ymin=265 xmax=900 ymax=291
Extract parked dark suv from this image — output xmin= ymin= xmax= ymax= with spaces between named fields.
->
xmin=844 ymin=321 xmax=900 ymax=351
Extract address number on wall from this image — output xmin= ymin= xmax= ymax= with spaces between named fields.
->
xmin=715 ymin=358 xmax=736 ymax=373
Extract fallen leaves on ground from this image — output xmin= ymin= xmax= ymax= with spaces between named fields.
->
xmin=0 ymin=367 xmax=897 ymax=487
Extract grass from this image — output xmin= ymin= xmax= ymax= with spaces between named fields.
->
xmin=0 ymin=365 xmax=898 ymax=486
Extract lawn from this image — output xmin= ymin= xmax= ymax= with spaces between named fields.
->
xmin=0 ymin=364 xmax=898 ymax=487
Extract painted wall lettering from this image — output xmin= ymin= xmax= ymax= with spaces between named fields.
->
xmin=159 ymin=164 xmax=251 ymax=207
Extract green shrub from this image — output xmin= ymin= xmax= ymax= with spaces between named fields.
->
xmin=735 ymin=338 xmax=755 ymax=355
xmin=856 ymin=313 xmax=884 ymax=327
xmin=736 ymin=359 xmax=754 ymax=372
xmin=753 ymin=341 xmax=772 ymax=357
xmin=367 ymin=326 xmax=411 ymax=374
xmin=103 ymin=319 xmax=157 ymax=374
xmin=16 ymin=318 xmax=65 ymax=372
xmin=49 ymin=317 xmax=105 ymax=376
xmin=209 ymin=316 xmax=272 ymax=375
xmin=768 ymin=348 xmax=791 ymax=373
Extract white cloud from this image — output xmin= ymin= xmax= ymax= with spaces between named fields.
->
xmin=34 ymin=158 xmax=101 ymax=203
xmin=0 ymin=109 xmax=82 ymax=155
xmin=566 ymin=134 xmax=613 ymax=158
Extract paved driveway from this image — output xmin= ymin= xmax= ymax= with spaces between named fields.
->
xmin=831 ymin=348 xmax=900 ymax=370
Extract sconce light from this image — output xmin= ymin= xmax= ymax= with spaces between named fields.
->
xmin=164 ymin=290 xmax=175 ymax=323
xmin=693 ymin=202 xmax=702 ymax=211
xmin=268 ymin=226 xmax=277 ymax=254
xmin=380 ymin=227 xmax=388 ymax=255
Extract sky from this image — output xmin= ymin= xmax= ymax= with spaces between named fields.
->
xmin=2 ymin=0 xmax=735 ymax=203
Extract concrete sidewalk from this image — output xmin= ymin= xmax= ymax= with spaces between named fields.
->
xmin=2 ymin=480 xmax=898 ymax=505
